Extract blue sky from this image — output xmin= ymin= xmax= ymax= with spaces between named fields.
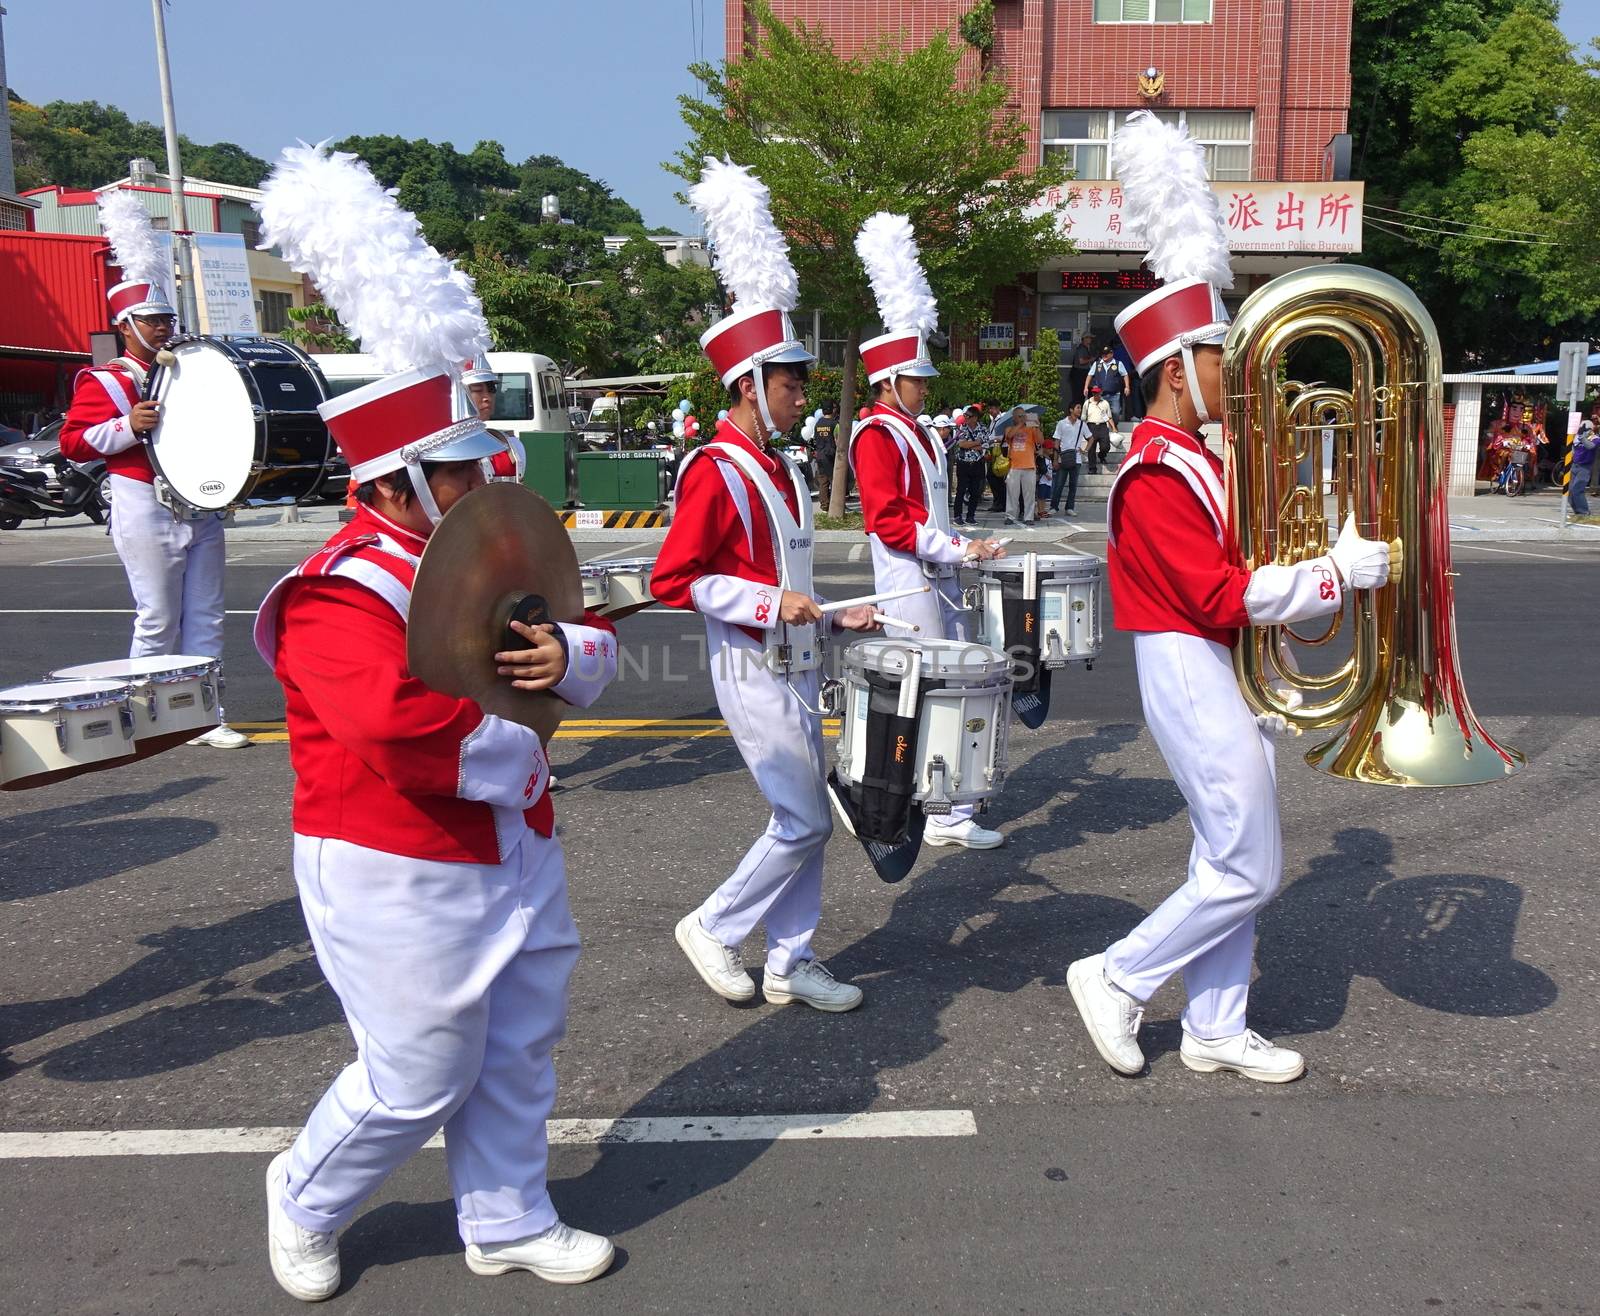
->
xmin=5 ymin=0 xmax=723 ymax=230
xmin=6 ymin=0 xmax=1598 ymax=229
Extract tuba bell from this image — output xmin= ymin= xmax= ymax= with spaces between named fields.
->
xmin=1223 ymin=264 xmax=1523 ymax=786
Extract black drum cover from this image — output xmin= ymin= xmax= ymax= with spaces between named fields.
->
xmin=849 ymin=671 xmax=922 ymax=845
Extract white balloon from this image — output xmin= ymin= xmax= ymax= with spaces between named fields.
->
xmin=672 ymin=420 xmax=685 ymax=437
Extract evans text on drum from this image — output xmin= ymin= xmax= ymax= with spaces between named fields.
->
xmin=146 ymin=336 xmax=333 ymax=511
xmin=0 ymin=679 xmax=136 ymax=790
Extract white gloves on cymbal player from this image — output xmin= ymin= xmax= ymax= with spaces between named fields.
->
xmin=1329 ymin=514 xmax=1396 ymax=591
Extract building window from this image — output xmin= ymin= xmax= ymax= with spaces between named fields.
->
xmin=1042 ymin=110 xmax=1252 ymax=181
xmin=1093 ymin=0 xmax=1211 ymax=22
xmin=240 ymin=219 xmax=262 ymax=248
xmin=1041 ymin=111 xmax=1112 ymax=180
xmin=260 ymin=291 xmax=293 ymax=334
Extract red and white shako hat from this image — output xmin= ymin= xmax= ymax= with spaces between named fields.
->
xmin=97 ymin=191 xmax=177 ymax=324
xmin=856 ymin=213 xmax=939 ymax=386
xmin=460 ymin=353 xmax=498 ymax=386
xmin=257 ymin=142 xmax=500 ymax=521
xmin=689 ymin=158 xmax=814 ymax=435
xmin=1109 ymin=111 xmax=1235 ymax=422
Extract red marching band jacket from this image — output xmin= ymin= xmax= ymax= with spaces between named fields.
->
xmin=850 ymin=401 xmax=967 ymax=564
xmin=255 ymin=504 xmax=618 ymax=865
xmin=651 ymin=420 xmax=799 ymax=644
xmin=58 ymin=363 xmax=157 ymax=484
xmin=1108 ymin=417 xmax=1336 ymax=648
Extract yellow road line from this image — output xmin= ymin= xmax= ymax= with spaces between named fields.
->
xmin=241 ymin=716 xmax=844 ymax=744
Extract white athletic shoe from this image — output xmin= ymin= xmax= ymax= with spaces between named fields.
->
xmin=1180 ymin=1029 xmax=1306 ymax=1084
xmin=190 ymin=723 xmax=251 ymax=749
xmin=924 ymin=817 xmax=1004 ymax=849
xmin=1066 ymin=954 xmax=1145 ymax=1076
xmin=465 ymin=1221 xmax=615 ymax=1284
xmin=674 ymin=913 xmax=756 ymax=1001
xmin=763 ymin=959 xmax=863 ymax=1012
xmin=266 ymin=1151 xmax=339 ymax=1302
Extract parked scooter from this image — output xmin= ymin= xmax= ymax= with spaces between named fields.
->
xmin=0 ymin=450 xmax=112 ymax=529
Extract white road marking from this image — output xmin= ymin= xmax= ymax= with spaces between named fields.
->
xmin=848 ymin=543 xmax=866 ymax=562
xmin=0 ymin=1110 xmax=977 ymax=1158
xmin=582 ymin=543 xmax=650 ymax=564
xmin=34 ymin=552 xmax=120 ymax=566
xmin=1451 ymin=544 xmax=1572 ymax=561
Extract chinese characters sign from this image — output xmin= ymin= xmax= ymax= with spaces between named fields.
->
xmin=978 ymin=323 xmax=1016 ymax=350
xmin=155 ymin=232 xmax=261 ymax=335
xmin=1025 ymin=180 xmax=1364 ymax=254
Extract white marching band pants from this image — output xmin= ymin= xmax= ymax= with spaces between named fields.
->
xmin=279 ymin=829 xmax=580 ymax=1246
xmin=108 ymin=475 xmax=226 ymax=660
xmin=867 ymin=536 xmax=975 ymax=829
xmin=1103 ymin=631 xmax=1282 ymax=1040
xmin=695 ymin=621 xmax=830 ymax=976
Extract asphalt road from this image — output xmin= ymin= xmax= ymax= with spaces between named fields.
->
xmin=1 ymin=528 xmax=1596 ymax=1313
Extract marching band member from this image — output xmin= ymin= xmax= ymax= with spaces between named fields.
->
xmin=1066 ymin=113 xmax=1398 ymax=1083
xmin=58 ymin=191 xmax=248 ymax=748
xmin=652 ymin=159 xmax=878 ymax=1014
xmin=254 ymin=142 xmax=617 ymax=1301
xmin=462 ymin=352 xmax=527 ymax=482
xmin=849 ymin=213 xmax=1006 ymax=850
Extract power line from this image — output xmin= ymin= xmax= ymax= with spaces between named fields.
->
xmin=1365 ymin=214 xmax=1561 ymax=247
xmin=1366 ymin=202 xmax=1556 ymax=240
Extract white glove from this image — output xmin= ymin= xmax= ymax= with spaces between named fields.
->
xmin=1255 ymin=711 xmax=1302 ymax=737
xmin=1329 ymin=514 xmax=1392 ymax=591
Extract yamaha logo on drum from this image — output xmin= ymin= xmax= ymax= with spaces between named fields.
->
xmin=198 ymin=480 xmax=226 ymax=496
xmin=788 ymin=535 xmax=812 ymax=551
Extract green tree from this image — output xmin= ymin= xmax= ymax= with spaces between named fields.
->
xmin=671 ymin=0 xmax=1073 ymax=514
xmin=1349 ymin=1 xmax=1596 ymax=364
xmin=1026 ymin=329 xmax=1064 ymax=433
xmin=462 ymin=252 xmax=613 ymax=373
xmin=281 ymin=302 xmax=355 ymax=354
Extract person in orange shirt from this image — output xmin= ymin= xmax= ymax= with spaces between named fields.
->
xmin=1002 ymin=405 xmax=1040 ymax=525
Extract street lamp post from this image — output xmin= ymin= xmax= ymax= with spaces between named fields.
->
xmin=149 ymin=0 xmax=200 ymax=333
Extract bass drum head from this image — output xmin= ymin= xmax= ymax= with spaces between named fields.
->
xmin=149 ymin=338 xmax=258 ymax=510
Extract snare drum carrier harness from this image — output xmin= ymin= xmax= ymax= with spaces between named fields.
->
xmin=674 ymin=439 xmax=820 ymax=677
xmin=848 ymin=408 xmax=956 ymax=581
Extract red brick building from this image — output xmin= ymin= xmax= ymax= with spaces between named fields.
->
xmin=727 ymin=0 xmax=1362 ymax=364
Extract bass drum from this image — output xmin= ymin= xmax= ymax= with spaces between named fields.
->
xmin=146 ymin=336 xmax=333 ymax=511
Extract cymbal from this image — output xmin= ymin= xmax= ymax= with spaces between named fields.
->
xmin=406 ymin=482 xmax=581 ymax=744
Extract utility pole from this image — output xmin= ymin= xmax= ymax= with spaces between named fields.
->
xmin=0 ymin=5 xmax=18 ymax=197
xmin=150 ymin=0 xmax=200 ymax=332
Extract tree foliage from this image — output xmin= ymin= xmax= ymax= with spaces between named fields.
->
xmin=671 ymin=1 xmax=1072 ymax=510
xmin=1026 ymin=328 xmax=1064 ymax=432
xmin=1350 ymin=2 xmax=1598 ymax=365
xmin=8 ymin=95 xmax=268 ymax=191
xmin=281 ymin=302 xmax=355 ymax=354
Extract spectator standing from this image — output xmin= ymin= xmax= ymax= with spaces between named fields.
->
xmin=951 ymin=407 xmax=990 ymax=527
xmin=1084 ymin=388 xmax=1115 ymax=473
xmin=1113 ymin=339 xmax=1144 ymax=421
xmin=984 ymin=400 xmax=1007 ymax=512
xmin=1070 ymin=333 xmax=1097 ymax=408
xmin=812 ymin=399 xmax=839 ymax=510
xmin=1570 ymin=420 xmax=1598 ymax=517
xmin=1086 ymin=344 xmax=1130 ymax=421
xmin=1052 ymin=403 xmax=1087 ymax=515
xmin=1001 ymin=405 xmax=1039 ymax=524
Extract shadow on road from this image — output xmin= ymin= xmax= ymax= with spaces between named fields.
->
xmin=0 ymin=897 xmax=337 ymax=1079
xmin=0 ymin=777 xmax=219 ymax=903
xmin=547 ymin=721 xmax=1167 ymax=1236
xmin=1250 ymin=826 xmax=1557 ymax=1034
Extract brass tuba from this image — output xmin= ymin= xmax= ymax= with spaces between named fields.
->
xmin=1223 ymin=264 xmax=1523 ymax=786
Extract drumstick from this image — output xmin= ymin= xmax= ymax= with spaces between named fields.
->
xmin=898 ymin=648 xmax=922 ymax=719
xmin=870 ymin=612 xmax=919 ymax=632
xmin=817 ymin=585 xmax=930 ymax=614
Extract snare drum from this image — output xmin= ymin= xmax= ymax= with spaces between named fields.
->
xmin=835 ymin=638 xmax=1011 ymax=813
xmin=578 ymin=557 xmax=657 ymax=619
xmin=48 ymin=656 xmax=219 ymax=757
xmin=146 ymin=336 xmax=333 ymax=511
xmin=0 ymin=679 xmax=135 ymax=790
xmin=976 ymin=553 xmax=1103 ymax=668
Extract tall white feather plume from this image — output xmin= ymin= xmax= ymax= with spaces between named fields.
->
xmin=98 ymin=189 xmax=169 ymax=290
xmin=855 ymin=213 xmax=938 ymax=335
xmin=255 ymin=141 xmax=489 ymax=375
xmin=1112 ymin=111 xmax=1234 ymax=291
xmin=688 ymin=157 xmax=798 ymax=312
